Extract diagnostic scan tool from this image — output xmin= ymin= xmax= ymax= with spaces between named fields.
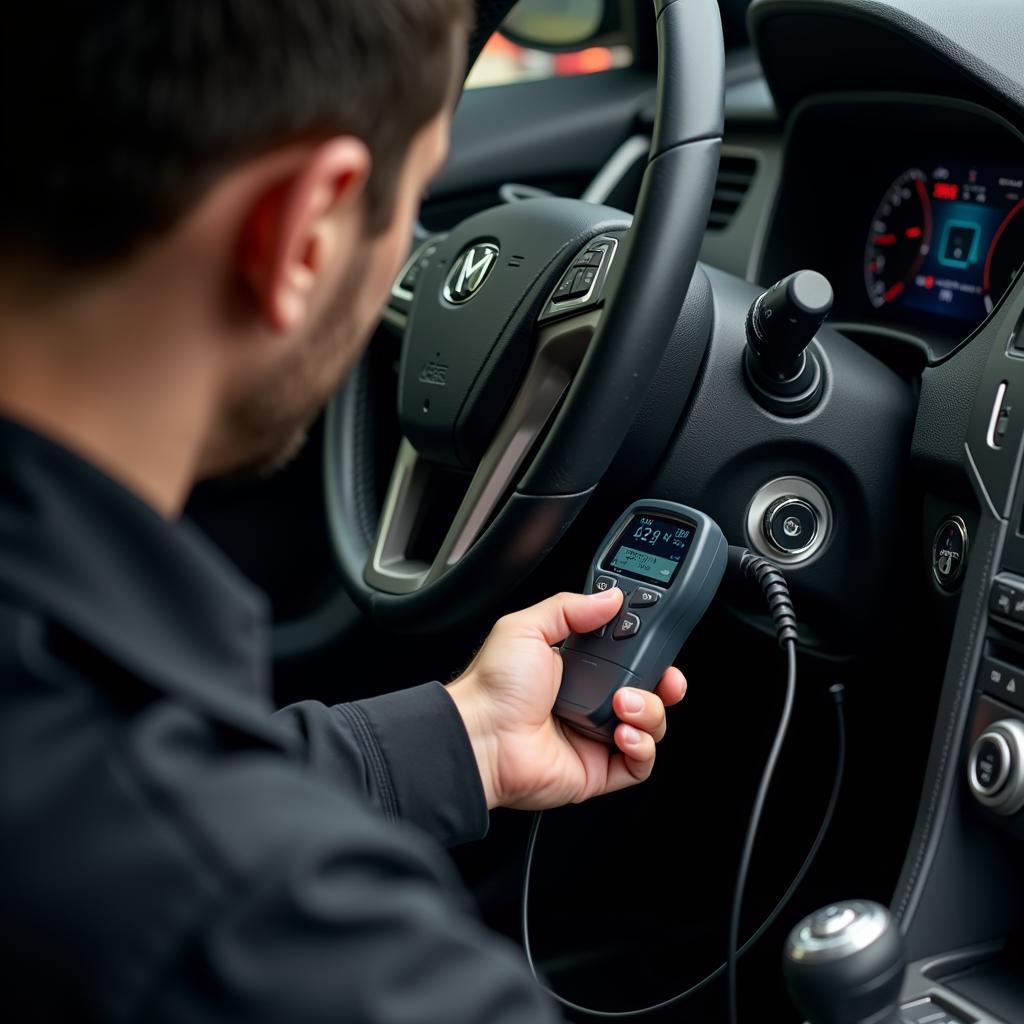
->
xmin=555 ymin=499 xmax=728 ymax=740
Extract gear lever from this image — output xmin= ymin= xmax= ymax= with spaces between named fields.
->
xmin=783 ymin=901 xmax=907 ymax=1024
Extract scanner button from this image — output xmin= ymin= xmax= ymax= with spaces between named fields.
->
xmin=613 ymin=613 xmax=641 ymax=640
xmin=592 ymin=575 xmax=618 ymax=594
xmin=629 ymin=588 xmax=660 ymax=608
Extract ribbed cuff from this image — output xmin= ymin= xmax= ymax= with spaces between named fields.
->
xmin=354 ymin=681 xmax=489 ymax=847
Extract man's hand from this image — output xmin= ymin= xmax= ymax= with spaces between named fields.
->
xmin=445 ymin=589 xmax=686 ymax=811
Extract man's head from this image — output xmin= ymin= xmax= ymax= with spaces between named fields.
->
xmin=0 ymin=1 xmax=470 ymax=494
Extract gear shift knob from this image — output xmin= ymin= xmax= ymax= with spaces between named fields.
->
xmin=783 ymin=901 xmax=906 ymax=1024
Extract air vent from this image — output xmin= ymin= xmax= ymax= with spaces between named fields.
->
xmin=707 ymin=154 xmax=758 ymax=231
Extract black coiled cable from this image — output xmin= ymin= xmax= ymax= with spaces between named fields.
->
xmin=521 ymin=548 xmax=845 ymax=1021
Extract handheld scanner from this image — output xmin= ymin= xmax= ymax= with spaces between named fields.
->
xmin=555 ymin=499 xmax=728 ymax=741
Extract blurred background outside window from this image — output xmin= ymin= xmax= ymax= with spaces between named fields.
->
xmin=465 ymin=0 xmax=633 ymax=89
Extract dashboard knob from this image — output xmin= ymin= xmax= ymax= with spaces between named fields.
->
xmin=784 ymin=900 xmax=906 ymax=1024
xmin=744 ymin=270 xmax=832 ymax=416
xmin=968 ymin=719 xmax=1024 ymax=815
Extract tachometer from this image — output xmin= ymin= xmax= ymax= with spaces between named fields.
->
xmin=864 ymin=163 xmax=1024 ymax=326
xmin=864 ymin=169 xmax=932 ymax=309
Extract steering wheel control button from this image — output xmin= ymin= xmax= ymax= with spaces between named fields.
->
xmin=612 ymin=613 xmax=641 ymax=640
xmin=399 ymin=241 xmax=441 ymax=293
xmin=932 ymin=516 xmax=968 ymax=590
xmin=392 ymin=235 xmax=446 ymax=302
xmin=764 ymin=496 xmax=818 ymax=555
xmin=592 ymin=575 xmax=618 ymax=594
xmin=574 ymin=266 xmax=598 ymax=297
xmin=977 ymin=656 xmax=1024 ymax=711
xmin=553 ymin=269 xmax=582 ymax=303
xmin=590 ymin=624 xmax=608 ymax=639
xmin=541 ymin=235 xmax=620 ymax=320
xmin=629 ymin=588 xmax=661 ymax=608
xmin=968 ymin=719 xmax=1024 ymax=814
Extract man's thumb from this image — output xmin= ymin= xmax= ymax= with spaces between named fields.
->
xmin=521 ymin=588 xmax=623 ymax=645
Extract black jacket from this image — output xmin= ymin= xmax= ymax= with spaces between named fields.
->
xmin=0 ymin=416 xmax=560 ymax=1023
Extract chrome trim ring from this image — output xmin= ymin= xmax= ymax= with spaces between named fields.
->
xmin=969 ymin=720 xmax=1024 ymax=815
xmin=746 ymin=476 xmax=831 ymax=565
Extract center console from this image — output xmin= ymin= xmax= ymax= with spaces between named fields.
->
xmin=884 ymin=251 xmax=1024 ymax=1023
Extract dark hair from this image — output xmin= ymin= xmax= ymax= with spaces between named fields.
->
xmin=0 ymin=0 xmax=470 ymax=267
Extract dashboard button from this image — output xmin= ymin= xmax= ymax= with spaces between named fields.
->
xmin=931 ymin=516 xmax=968 ymax=590
xmin=978 ymin=656 xmax=1024 ymax=711
xmin=972 ymin=735 xmax=1010 ymax=796
xmin=968 ymin=719 xmax=1024 ymax=815
xmin=592 ymin=574 xmax=618 ymax=594
xmin=990 ymin=580 xmax=1016 ymax=619
xmin=613 ymin=613 xmax=641 ymax=640
xmin=629 ymin=588 xmax=661 ymax=608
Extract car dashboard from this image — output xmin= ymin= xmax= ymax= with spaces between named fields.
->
xmin=755 ymin=96 xmax=1024 ymax=362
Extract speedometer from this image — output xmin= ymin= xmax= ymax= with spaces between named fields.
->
xmin=864 ymin=169 xmax=932 ymax=309
xmin=864 ymin=163 xmax=1024 ymax=326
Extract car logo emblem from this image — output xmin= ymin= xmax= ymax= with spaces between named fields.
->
xmin=443 ymin=243 xmax=499 ymax=304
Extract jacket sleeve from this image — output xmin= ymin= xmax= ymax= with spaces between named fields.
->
xmin=273 ymin=681 xmax=489 ymax=847
xmin=138 ymin=763 xmax=564 ymax=1024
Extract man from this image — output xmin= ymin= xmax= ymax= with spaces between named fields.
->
xmin=0 ymin=2 xmax=685 ymax=1020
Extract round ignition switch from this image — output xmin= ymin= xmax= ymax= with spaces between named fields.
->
xmin=764 ymin=496 xmax=819 ymax=555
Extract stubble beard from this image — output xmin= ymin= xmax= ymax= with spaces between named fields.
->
xmin=221 ymin=256 xmax=373 ymax=481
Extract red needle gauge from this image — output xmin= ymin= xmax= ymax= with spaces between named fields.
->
xmin=864 ymin=169 xmax=933 ymax=309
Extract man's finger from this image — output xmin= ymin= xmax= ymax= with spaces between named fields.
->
xmin=654 ymin=667 xmax=687 ymax=707
xmin=505 ymin=588 xmax=623 ymax=645
xmin=600 ymin=725 xmax=656 ymax=793
xmin=612 ymin=687 xmax=668 ymax=742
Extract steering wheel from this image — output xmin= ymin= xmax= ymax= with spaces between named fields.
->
xmin=325 ymin=0 xmax=724 ymax=631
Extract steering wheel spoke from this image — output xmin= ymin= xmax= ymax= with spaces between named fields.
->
xmin=365 ymin=306 xmax=603 ymax=594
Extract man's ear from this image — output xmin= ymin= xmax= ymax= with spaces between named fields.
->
xmin=237 ymin=138 xmax=372 ymax=332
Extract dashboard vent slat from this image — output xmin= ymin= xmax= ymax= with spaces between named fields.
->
xmin=707 ymin=154 xmax=758 ymax=232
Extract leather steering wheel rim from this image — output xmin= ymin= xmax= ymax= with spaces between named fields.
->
xmin=325 ymin=0 xmax=724 ymax=631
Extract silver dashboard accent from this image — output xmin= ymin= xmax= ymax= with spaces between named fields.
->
xmin=746 ymin=476 xmax=831 ymax=565
xmin=986 ymin=380 xmax=1009 ymax=450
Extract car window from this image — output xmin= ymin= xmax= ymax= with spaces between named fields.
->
xmin=465 ymin=3 xmax=632 ymax=90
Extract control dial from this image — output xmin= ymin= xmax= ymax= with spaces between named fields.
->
xmin=968 ymin=719 xmax=1024 ymax=815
